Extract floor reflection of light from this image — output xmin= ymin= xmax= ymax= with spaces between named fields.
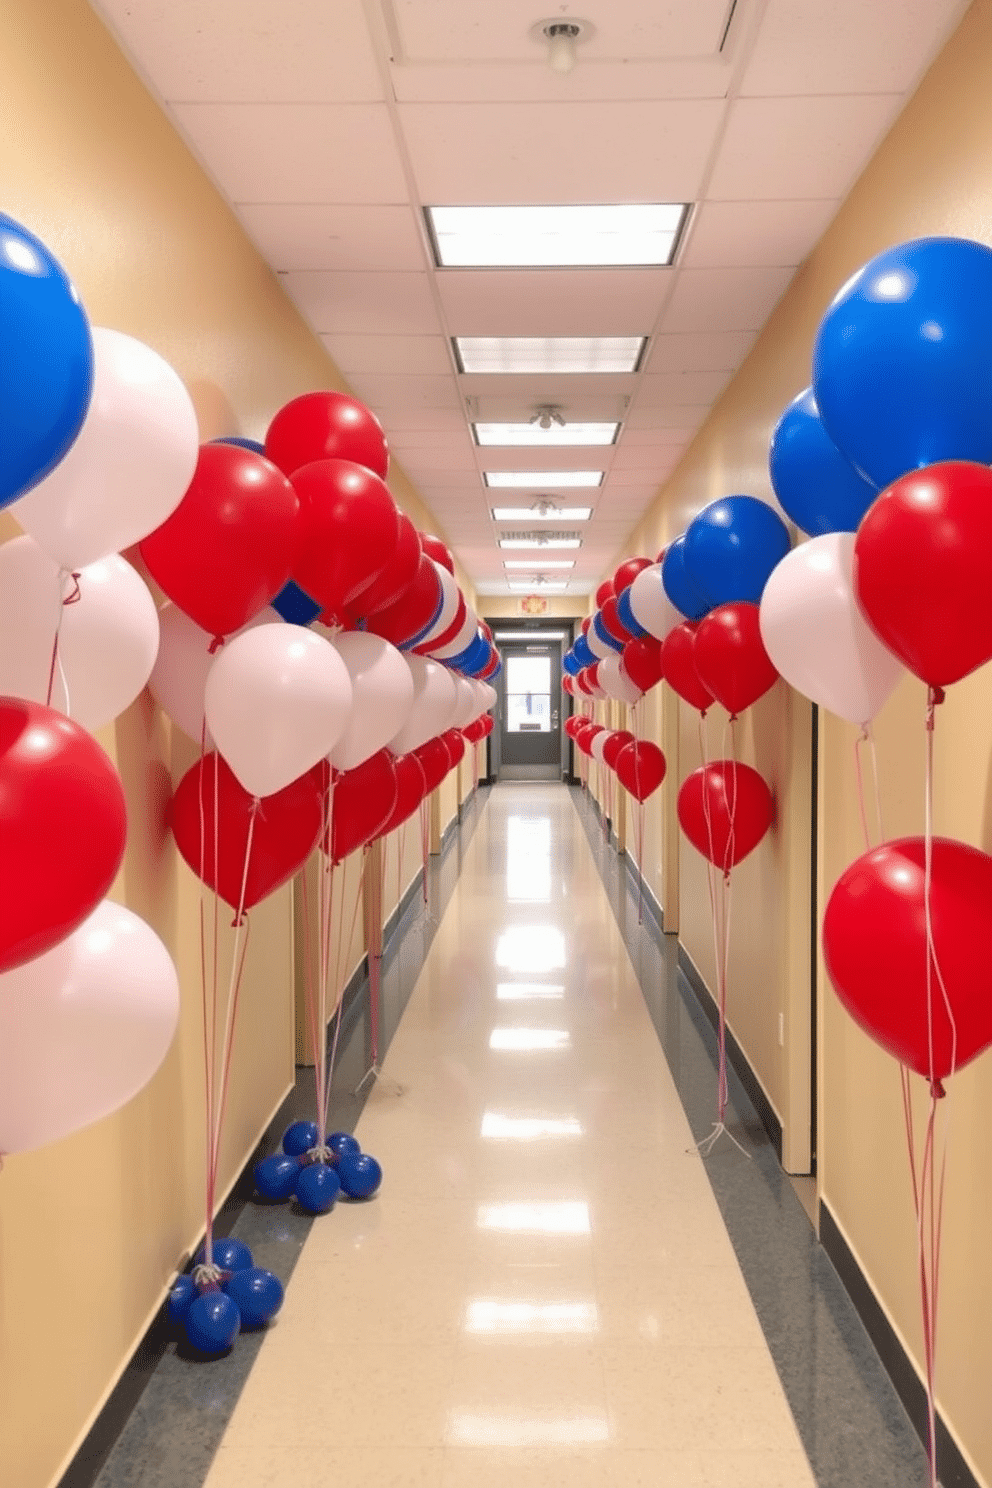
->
xmin=477 ymin=1201 xmax=590 ymax=1235
xmin=465 ymin=1299 xmax=599 ymax=1335
xmin=495 ymin=925 xmax=566 ymax=974
xmin=480 ymin=1112 xmax=584 ymax=1141
xmin=506 ymin=814 xmax=552 ymax=902
xmin=496 ymin=982 xmax=565 ymax=1001
xmin=489 ymin=1027 xmax=570 ymax=1051
xmin=448 ymin=1412 xmax=609 ymax=1447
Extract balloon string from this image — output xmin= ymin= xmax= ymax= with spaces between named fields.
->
xmin=901 ymin=1066 xmax=946 ymax=1488
xmin=924 ymin=691 xmax=956 ymax=1092
xmin=868 ymin=725 xmax=885 ymax=844
xmin=326 ymin=862 xmax=366 ymax=1125
xmin=420 ymin=797 xmax=430 ymax=903
xmin=635 ymin=799 xmax=645 ymax=925
xmin=853 ymin=728 xmax=872 ymax=852
xmin=45 ymin=569 xmax=81 ymax=711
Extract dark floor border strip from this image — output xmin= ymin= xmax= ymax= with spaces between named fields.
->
xmin=677 ymin=942 xmax=783 ymax=1163
xmin=58 ymin=788 xmax=489 ymax=1488
xmin=819 ymin=1201 xmax=978 ymax=1488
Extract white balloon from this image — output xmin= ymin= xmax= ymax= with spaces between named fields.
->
xmin=0 ymin=535 xmax=160 ymax=731
xmin=586 ymin=619 xmax=617 ymax=662
xmin=428 ymin=605 xmax=478 ymax=660
xmin=477 ymin=681 xmax=498 ymax=712
xmin=13 ymin=328 xmax=200 ymax=569
xmin=328 ymin=632 xmax=415 ymax=771
xmin=387 ymin=654 xmax=457 ymax=755
xmin=597 ymin=651 xmax=642 ymax=706
xmin=413 ymin=563 xmax=462 ymax=649
xmin=205 ymin=624 xmax=353 ymax=797
xmin=759 ymin=533 xmax=905 ymax=725
xmin=629 ymin=564 xmax=681 ymax=643
xmin=449 ymin=676 xmax=479 ymax=731
xmin=149 ymin=603 xmax=282 ymax=744
xmin=0 ymin=901 xmax=180 ymax=1155
xmin=591 ymin=729 xmax=610 ymax=765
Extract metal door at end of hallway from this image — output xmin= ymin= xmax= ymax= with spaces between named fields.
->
xmin=498 ymin=643 xmax=562 ymax=781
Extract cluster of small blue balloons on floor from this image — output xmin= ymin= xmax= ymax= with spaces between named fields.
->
xmin=166 ymin=1122 xmax=383 ymax=1356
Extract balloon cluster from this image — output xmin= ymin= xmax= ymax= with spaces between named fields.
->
xmin=566 ymin=719 xmax=666 ymax=804
xmin=167 ymin=1237 xmax=285 ymax=1356
xmin=254 ymin=1121 xmax=383 ymax=1215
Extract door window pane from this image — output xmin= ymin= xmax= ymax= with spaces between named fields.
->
xmin=506 ymin=655 xmax=551 ymax=733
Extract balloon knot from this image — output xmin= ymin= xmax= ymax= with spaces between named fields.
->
xmin=192 ymin=1262 xmax=228 ymax=1290
xmin=64 ymin=573 xmax=82 ymax=606
xmin=208 ymin=635 xmax=226 ymax=654
xmin=304 ymin=1145 xmax=333 ymax=1166
xmin=230 ymin=910 xmax=249 ymax=929
xmin=931 ymin=1077 xmax=947 ymax=1101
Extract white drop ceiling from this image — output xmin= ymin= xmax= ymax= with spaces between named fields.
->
xmin=92 ymin=0 xmax=969 ymax=597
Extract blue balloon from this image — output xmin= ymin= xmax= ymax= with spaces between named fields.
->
xmin=463 ymin=636 xmax=492 ymax=676
xmin=282 ymin=1119 xmax=319 ymax=1156
xmin=572 ymin=634 xmax=597 ymax=669
xmin=661 ymin=536 xmax=710 ymax=621
xmin=338 ymin=1152 xmax=383 ymax=1200
xmin=295 ymin=1162 xmax=341 ymax=1214
xmin=615 ymin=587 xmax=647 ymax=638
xmin=813 ymin=236 xmax=992 ymax=489
xmin=592 ymin=613 xmax=624 ymax=655
xmin=271 ymin=580 xmax=322 ymax=627
xmin=562 ymin=650 xmax=581 ymax=676
xmin=0 ymin=213 xmax=94 ymax=508
xmin=208 ymin=436 xmax=267 ymax=455
xmin=327 ymin=1131 xmax=361 ymax=1162
xmin=684 ymin=496 xmax=791 ymax=607
xmin=185 ymin=1292 xmax=241 ymax=1355
xmin=194 ymin=1236 xmax=254 ymax=1274
xmin=167 ymin=1276 xmax=197 ymax=1325
xmin=769 ymin=388 xmax=877 ymax=536
xmin=224 ymin=1267 xmax=284 ymax=1330
xmin=254 ymin=1153 xmax=301 ymax=1201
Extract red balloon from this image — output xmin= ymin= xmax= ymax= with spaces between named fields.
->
xmin=463 ymin=714 xmax=492 ymax=744
xmin=595 ymin=579 xmax=615 ymax=608
xmin=291 ymin=459 xmax=400 ymax=624
xmin=602 ymin=729 xmax=635 ymax=770
xmin=344 ymin=511 xmax=421 ymax=625
xmin=413 ymin=592 xmax=466 ymax=656
xmin=622 ymin=636 xmax=665 ymax=693
xmin=855 ymin=461 xmax=992 ymax=687
xmin=561 ymin=674 xmax=576 ymax=697
xmin=564 ymin=716 xmax=584 ymax=740
xmin=412 ymin=736 xmax=450 ymax=795
xmin=420 ymin=533 xmax=455 ymax=575
xmin=171 ymin=752 xmax=322 ymax=912
xmin=662 ymin=623 xmax=713 ymax=713
xmin=366 ymin=553 xmax=442 ymax=649
xmin=580 ymin=617 xmax=592 ymax=635
xmin=677 ymin=762 xmax=774 ymax=871
xmin=374 ymin=752 xmax=427 ymax=840
xmin=655 ymin=544 xmax=669 ymax=564
xmin=615 ymin=740 xmax=667 ymax=802
xmin=0 ymin=699 xmax=128 ymax=973
xmin=576 ymin=723 xmax=604 ymax=757
xmin=575 ymin=670 xmax=594 ymax=696
xmin=614 ymin=556 xmax=653 ymax=594
xmin=693 ymin=603 xmax=779 ymax=716
xmin=266 ymin=391 xmax=388 ymax=480
xmin=479 ymin=621 xmax=493 ymax=643
xmin=600 ymin=595 xmax=633 ymax=644
xmin=479 ymin=652 xmax=501 ymax=680
xmin=140 ymin=444 xmax=299 ymax=638
xmin=823 ymin=837 xmax=992 ymax=1081
xmin=442 ymin=728 xmax=466 ymax=769
xmin=328 ymin=749 xmax=398 ymax=864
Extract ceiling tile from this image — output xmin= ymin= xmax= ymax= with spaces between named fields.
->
xmin=707 ymin=95 xmax=905 ymax=201
xmin=94 ymin=0 xmax=383 ymax=102
xmin=238 ymin=206 xmax=425 ymax=273
xmin=437 ymin=270 xmax=671 ymax=337
xmin=681 ymin=199 xmax=841 ymax=268
xmin=380 ymin=407 xmax=469 ymax=433
xmin=345 ymin=373 xmax=462 ymax=412
xmin=392 ymin=58 xmax=729 ymax=105
xmin=740 ymin=0 xmax=969 ymax=97
xmin=635 ymin=369 xmax=731 ymax=406
xmin=389 ymin=445 xmax=476 ymax=470
xmin=280 ymin=271 xmax=440 ymax=335
xmin=400 ymin=100 xmax=725 ymax=204
xmin=170 ymin=103 xmax=407 ymax=203
xmin=646 ymin=330 xmax=758 ymax=373
xmin=459 ymin=373 xmax=639 ymax=402
xmin=321 ymin=334 xmax=452 ymax=376
xmin=658 ymin=267 xmax=795 ymax=333
xmin=388 ymin=427 xmax=475 ymax=452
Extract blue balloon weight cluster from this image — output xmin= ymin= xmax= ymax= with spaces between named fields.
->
xmin=254 ymin=1120 xmax=383 ymax=1216
xmin=167 ymin=1236 xmax=284 ymax=1356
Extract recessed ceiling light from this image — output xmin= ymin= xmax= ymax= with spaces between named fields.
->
xmin=473 ymin=421 xmax=619 ymax=447
xmin=426 ymin=204 xmax=689 ymax=268
xmin=503 ymin=559 xmax=574 ymax=569
xmin=500 ymin=537 xmax=581 ymax=550
xmin=492 ymin=507 xmax=592 ymax=522
xmin=454 ymin=336 xmax=645 ymax=374
xmin=484 ymin=470 xmax=602 ymax=489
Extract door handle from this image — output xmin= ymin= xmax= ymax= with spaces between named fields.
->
xmin=552 ymin=710 xmax=559 ymax=726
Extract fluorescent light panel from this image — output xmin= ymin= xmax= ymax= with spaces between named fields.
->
xmin=503 ymin=559 xmax=574 ymax=569
xmin=427 ymin=204 xmax=688 ymax=268
xmin=454 ymin=336 xmax=645 ymax=374
xmin=508 ymin=581 xmax=568 ymax=592
xmin=485 ymin=471 xmax=602 ymax=489
xmin=473 ymin=422 xmax=619 ymax=447
xmin=500 ymin=538 xmax=580 ymax=549
xmin=492 ymin=507 xmax=592 ymax=521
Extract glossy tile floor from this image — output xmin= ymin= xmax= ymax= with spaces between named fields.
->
xmin=201 ymin=784 xmax=816 ymax=1488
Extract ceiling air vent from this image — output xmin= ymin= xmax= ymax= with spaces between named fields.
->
xmin=499 ymin=530 xmax=580 ymax=544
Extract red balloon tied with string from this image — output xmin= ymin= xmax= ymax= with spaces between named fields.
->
xmin=614 ymin=556 xmax=654 ymax=594
xmin=265 ymin=391 xmax=389 ymax=480
xmin=564 ymin=716 xmax=584 ymax=740
xmin=420 ymin=533 xmax=455 ymax=575
xmin=0 ymin=699 xmax=128 ymax=973
xmin=600 ymin=595 xmax=633 ymax=644
xmin=327 ymin=748 xmax=398 ymax=863
xmin=662 ymin=623 xmax=713 ymax=713
xmin=615 ymin=740 xmax=667 ymax=802
xmin=677 ymin=762 xmax=774 ymax=870
xmin=170 ymin=752 xmax=323 ymax=911
xmin=140 ymin=443 xmax=299 ymax=638
xmin=373 ymin=752 xmax=427 ymax=840
xmin=412 ymin=735 xmax=451 ymax=795
xmin=343 ymin=511 xmax=421 ymax=625
xmin=693 ymin=602 xmax=779 ymax=716
xmin=854 ymin=461 xmax=992 ymax=687
xmin=595 ymin=579 xmax=615 ymax=608
xmin=622 ymin=635 xmax=665 ymax=693
xmin=442 ymin=728 xmax=466 ymax=769
xmin=575 ymin=669 xmax=594 ymax=696
xmin=822 ymin=837 xmax=992 ymax=1081
xmin=366 ymin=553 xmax=443 ymax=648
xmin=602 ymin=729 xmax=635 ymax=770
xmin=463 ymin=715 xmax=492 ymax=744
xmin=291 ymin=459 xmax=399 ymax=624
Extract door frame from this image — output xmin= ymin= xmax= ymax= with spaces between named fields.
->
xmin=485 ymin=619 xmax=575 ymax=782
